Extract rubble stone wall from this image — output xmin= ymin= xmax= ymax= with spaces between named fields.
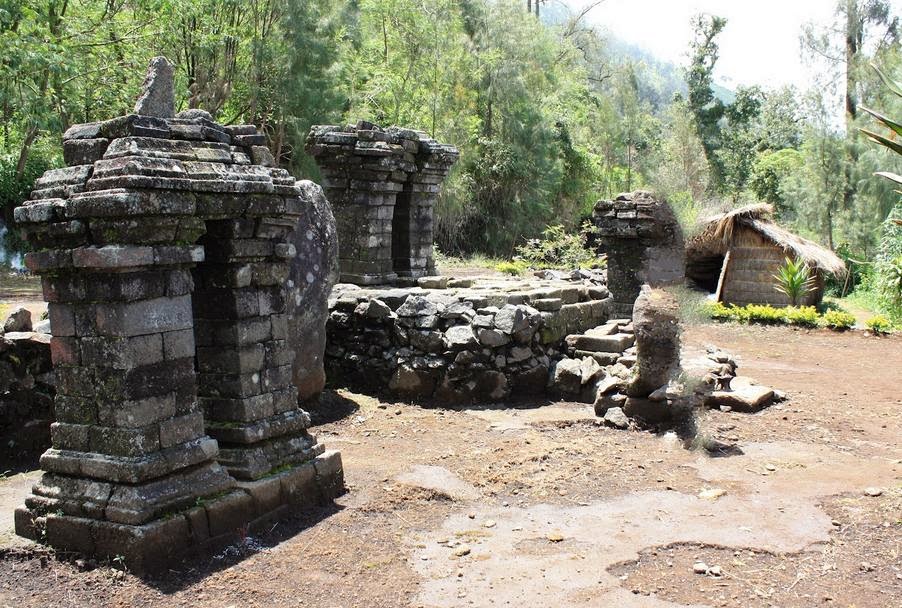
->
xmin=326 ymin=275 xmax=611 ymax=401
xmin=306 ymin=121 xmax=458 ymax=285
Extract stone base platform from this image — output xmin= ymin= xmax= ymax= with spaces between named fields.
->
xmin=14 ymin=450 xmax=344 ymax=574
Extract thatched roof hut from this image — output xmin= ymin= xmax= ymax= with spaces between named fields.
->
xmin=686 ymin=204 xmax=846 ymax=306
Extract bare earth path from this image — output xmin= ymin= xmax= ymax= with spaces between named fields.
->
xmin=0 ymin=323 xmax=899 ymax=608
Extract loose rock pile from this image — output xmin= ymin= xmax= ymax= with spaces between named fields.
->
xmin=326 ymin=274 xmax=611 ymax=401
xmin=307 ymin=121 xmax=458 ymax=285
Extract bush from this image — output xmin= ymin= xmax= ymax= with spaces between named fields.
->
xmin=866 ymin=315 xmax=893 ymax=333
xmin=514 ymin=221 xmax=603 ymax=270
xmin=495 ymin=260 xmax=526 ymax=276
xmin=745 ymin=304 xmax=785 ymax=324
xmin=704 ymin=302 xmax=849 ymax=331
xmin=820 ymin=310 xmax=856 ymax=330
xmin=782 ymin=306 xmax=819 ymax=327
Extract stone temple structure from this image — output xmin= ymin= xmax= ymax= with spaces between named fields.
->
xmin=12 ymin=57 xmax=343 ymax=571
xmin=593 ymin=191 xmax=685 ymax=317
xmin=306 ymin=122 xmax=458 ymax=285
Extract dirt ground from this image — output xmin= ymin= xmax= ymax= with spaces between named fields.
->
xmin=0 ymin=322 xmax=899 ymax=608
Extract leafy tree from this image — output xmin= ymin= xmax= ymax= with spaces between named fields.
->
xmin=685 ymin=13 xmax=727 ymax=188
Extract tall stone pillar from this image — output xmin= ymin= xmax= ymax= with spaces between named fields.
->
xmin=192 ymin=206 xmax=324 ymax=480
xmin=12 ymin=57 xmax=343 ymax=571
xmin=14 ymin=167 xmax=236 ymax=567
xmin=394 ymin=138 xmax=459 ymax=278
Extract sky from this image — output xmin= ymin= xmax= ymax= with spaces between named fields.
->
xmin=579 ymin=0 xmax=901 ymax=93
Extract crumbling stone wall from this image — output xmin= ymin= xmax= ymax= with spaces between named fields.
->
xmin=326 ymin=276 xmax=611 ymax=401
xmin=0 ymin=330 xmax=54 ymax=468
xmin=593 ymin=192 xmax=685 ymax=316
xmin=11 ymin=57 xmax=343 ymax=571
xmin=306 ymin=122 xmax=458 ymax=285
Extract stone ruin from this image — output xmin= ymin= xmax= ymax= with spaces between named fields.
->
xmin=11 ymin=57 xmax=343 ymax=571
xmin=306 ymin=122 xmax=458 ymax=285
xmin=593 ymin=191 xmax=685 ymax=317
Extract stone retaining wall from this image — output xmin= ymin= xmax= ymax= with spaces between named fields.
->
xmin=325 ymin=274 xmax=611 ymax=401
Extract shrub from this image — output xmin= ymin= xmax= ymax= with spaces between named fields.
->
xmin=820 ymin=310 xmax=856 ymax=330
xmin=773 ymin=257 xmax=815 ymax=306
xmin=782 ymin=306 xmax=820 ymax=327
xmin=495 ymin=260 xmax=526 ymax=276
xmin=745 ymin=304 xmax=785 ymax=324
xmin=703 ymin=301 xmax=735 ymax=321
xmin=866 ymin=315 xmax=893 ymax=333
xmin=514 ymin=221 xmax=603 ymax=269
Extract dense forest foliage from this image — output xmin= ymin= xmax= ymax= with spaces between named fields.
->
xmin=1 ymin=0 xmax=900 ymax=315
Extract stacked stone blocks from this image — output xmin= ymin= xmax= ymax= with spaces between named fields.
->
xmin=593 ymin=191 xmax=685 ymax=316
xmin=306 ymin=122 xmax=458 ymax=285
xmin=12 ymin=58 xmax=342 ymax=571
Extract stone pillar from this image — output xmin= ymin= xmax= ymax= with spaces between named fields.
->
xmin=192 ymin=203 xmax=324 ymax=480
xmin=593 ymin=191 xmax=685 ymax=317
xmin=14 ymin=182 xmax=235 ymax=565
xmin=11 ymin=57 xmax=343 ymax=571
xmin=395 ymin=138 xmax=459 ymax=278
xmin=306 ymin=122 xmax=457 ymax=285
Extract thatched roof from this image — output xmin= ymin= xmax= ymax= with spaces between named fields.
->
xmin=687 ymin=204 xmax=846 ymax=276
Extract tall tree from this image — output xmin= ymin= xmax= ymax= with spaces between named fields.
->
xmin=685 ymin=13 xmax=727 ymax=189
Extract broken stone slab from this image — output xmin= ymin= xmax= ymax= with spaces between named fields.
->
xmin=417 ymin=276 xmax=449 ymax=289
xmin=705 ymin=377 xmax=775 ymax=412
xmin=565 ymin=332 xmax=634 ymax=353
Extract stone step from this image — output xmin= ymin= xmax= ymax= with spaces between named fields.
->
xmin=565 ymin=332 xmax=635 ymax=353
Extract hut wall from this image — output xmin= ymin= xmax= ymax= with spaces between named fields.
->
xmin=720 ymin=228 xmax=824 ymax=307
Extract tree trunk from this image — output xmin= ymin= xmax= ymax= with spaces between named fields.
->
xmin=527 ymin=0 xmax=532 ymax=13
xmin=15 ymin=125 xmax=39 ymax=179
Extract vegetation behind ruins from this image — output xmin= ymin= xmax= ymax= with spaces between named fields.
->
xmin=0 ymin=0 xmax=900 ymax=318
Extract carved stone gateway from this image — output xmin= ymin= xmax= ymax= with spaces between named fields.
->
xmin=12 ymin=57 xmax=343 ymax=571
xmin=306 ymin=122 xmax=458 ymax=285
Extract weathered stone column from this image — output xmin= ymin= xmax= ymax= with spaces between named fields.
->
xmin=192 ymin=200 xmax=324 ymax=480
xmin=593 ymin=192 xmax=685 ymax=316
xmin=13 ymin=154 xmax=236 ymax=567
xmin=12 ymin=57 xmax=343 ymax=571
xmin=286 ymin=180 xmax=340 ymax=402
xmin=394 ymin=137 xmax=459 ymax=279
